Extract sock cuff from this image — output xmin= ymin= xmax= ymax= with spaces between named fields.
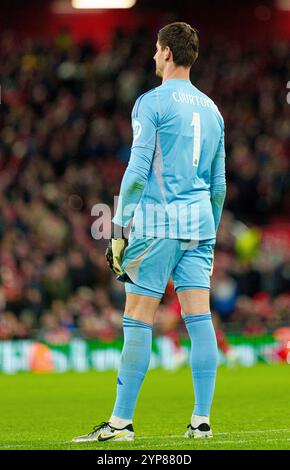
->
xmin=182 ymin=313 xmax=211 ymax=325
xmin=123 ymin=315 xmax=152 ymax=330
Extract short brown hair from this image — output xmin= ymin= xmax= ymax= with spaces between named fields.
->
xmin=158 ymin=22 xmax=199 ymax=68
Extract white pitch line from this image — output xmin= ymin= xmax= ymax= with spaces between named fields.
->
xmin=0 ymin=444 xmax=30 ymax=449
xmin=135 ymin=428 xmax=290 ymax=440
xmin=0 ymin=441 xmax=70 ymax=449
xmin=141 ymin=437 xmax=290 ymax=448
xmin=216 ymin=428 xmax=290 ymax=436
xmin=1 ymin=429 xmax=290 ymax=449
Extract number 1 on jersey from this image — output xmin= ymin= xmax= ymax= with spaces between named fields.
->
xmin=191 ymin=112 xmax=201 ymax=167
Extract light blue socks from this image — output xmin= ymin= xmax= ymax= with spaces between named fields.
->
xmin=112 ymin=315 xmax=152 ymax=420
xmin=183 ymin=313 xmax=218 ymax=417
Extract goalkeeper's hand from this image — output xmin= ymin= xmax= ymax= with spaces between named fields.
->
xmin=105 ymin=238 xmax=128 ymax=275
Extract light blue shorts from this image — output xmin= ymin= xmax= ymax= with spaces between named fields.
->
xmin=120 ymin=235 xmax=215 ymax=299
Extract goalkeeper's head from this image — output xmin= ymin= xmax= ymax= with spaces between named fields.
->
xmin=154 ymin=22 xmax=199 ymax=79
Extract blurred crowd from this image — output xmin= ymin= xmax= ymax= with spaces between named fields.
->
xmin=0 ymin=28 xmax=289 ymax=342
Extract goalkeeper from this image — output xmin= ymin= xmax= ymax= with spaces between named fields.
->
xmin=73 ymin=21 xmax=226 ymax=443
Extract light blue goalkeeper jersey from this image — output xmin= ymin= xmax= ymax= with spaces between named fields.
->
xmin=113 ymin=78 xmax=226 ymax=240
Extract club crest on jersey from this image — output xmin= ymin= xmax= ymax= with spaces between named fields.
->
xmin=132 ymin=119 xmax=142 ymax=141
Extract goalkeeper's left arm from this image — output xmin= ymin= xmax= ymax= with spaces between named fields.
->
xmin=105 ymin=91 xmax=158 ymax=275
xmin=105 ymin=147 xmax=154 ymax=275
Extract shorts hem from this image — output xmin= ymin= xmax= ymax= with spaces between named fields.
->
xmin=175 ymin=285 xmax=210 ymax=293
xmin=125 ymin=282 xmax=164 ymax=298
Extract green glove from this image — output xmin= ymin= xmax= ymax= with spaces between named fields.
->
xmin=105 ymin=238 xmax=127 ymax=275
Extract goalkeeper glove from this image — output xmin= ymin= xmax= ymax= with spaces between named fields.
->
xmin=105 ymin=238 xmax=128 ymax=275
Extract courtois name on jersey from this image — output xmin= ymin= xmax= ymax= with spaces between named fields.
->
xmin=113 ymin=78 xmax=226 ymax=240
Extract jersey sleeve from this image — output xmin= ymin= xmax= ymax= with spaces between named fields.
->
xmin=131 ymin=91 xmax=158 ymax=151
xmin=210 ymin=124 xmax=226 ymax=233
xmin=113 ymin=91 xmax=158 ymax=228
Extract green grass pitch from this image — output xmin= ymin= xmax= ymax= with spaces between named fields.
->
xmin=0 ymin=364 xmax=290 ymax=450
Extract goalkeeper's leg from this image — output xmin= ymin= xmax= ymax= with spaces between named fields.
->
xmin=109 ymin=292 xmax=160 ymax=430
xmin=178 ymin=289 xmax=218 ymax=438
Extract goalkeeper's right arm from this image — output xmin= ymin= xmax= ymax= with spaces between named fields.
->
xmin=210 ymin=126 xmax=226 ymax=233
